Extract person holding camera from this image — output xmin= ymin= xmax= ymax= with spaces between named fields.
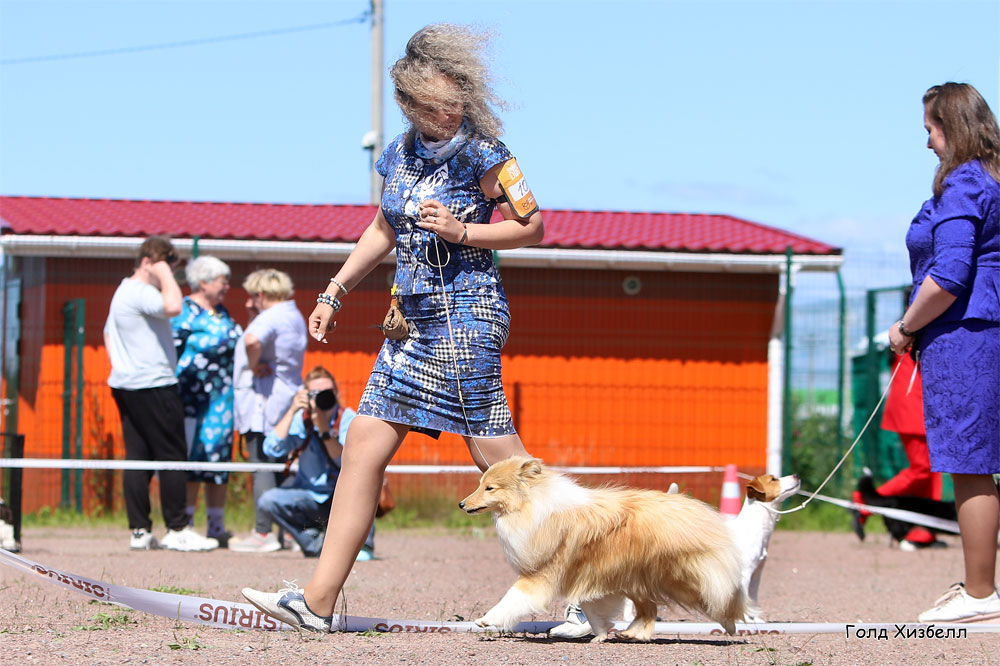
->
xmin=256 ymin=366 xmax=374 ymax=560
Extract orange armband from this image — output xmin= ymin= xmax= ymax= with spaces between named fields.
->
xmin=496 ymin=158 xmax=538 ymax=219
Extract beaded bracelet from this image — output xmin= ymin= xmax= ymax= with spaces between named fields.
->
xmin=316 ymin=292 xmax=342 ymax=312
xmin=329 ymin=277 xmax=349 ymax=296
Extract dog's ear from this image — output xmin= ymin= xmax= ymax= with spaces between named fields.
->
xmin=518 ymin=458 xmax=544 ymax=478
xmin=746 ymin=477 xmax=770 ymax=502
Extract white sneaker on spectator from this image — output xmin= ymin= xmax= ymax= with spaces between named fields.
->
xmin=229 ymin=531 xmax=281 ymax=553
xmin=160 ymin=526 xmax=218 ymax=552
xmin=129 ymin=528 xmax=158 ymax=551
xmin=918 ymin=583 xmax=1000 ymax=623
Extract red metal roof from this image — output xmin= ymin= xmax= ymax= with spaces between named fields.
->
xmin=0 ymin=196 xmax=839 ymax=255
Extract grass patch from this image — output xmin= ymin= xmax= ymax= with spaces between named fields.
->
xmin=168 ymin=632 xmax=207 ymax=650
xmin=149 ymin=585 xmax=200 ymax=596
xmin=72 ymin=610 xmax=135 ymax=631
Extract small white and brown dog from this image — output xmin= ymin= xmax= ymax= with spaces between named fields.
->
xmin=726 ymin=473 xmax=801 ymax=622
xmin=460 ymin=457 xmax=747 ymax=642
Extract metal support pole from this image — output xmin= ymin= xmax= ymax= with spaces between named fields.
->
xmin=863 ymin=288 xmax=879 ymax=473
xmin=61 ymin=301 xmax=74 ymax=508
xmin=368 ymin=0 xmax=384 ymax=204
xmin=781 ymin=247 xmax=794 ymax=475
xmin=836 ymin=270 xmax=846 ymax=455
xmin=73 ymin=299 xmax=85 ymax=512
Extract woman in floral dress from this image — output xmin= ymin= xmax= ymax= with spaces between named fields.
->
xmin=172 ymin=255 xmax=240 ymax=545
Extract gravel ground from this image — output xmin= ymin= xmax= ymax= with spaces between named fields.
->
xmin=1 ymin=525 xmax=997 ymax=665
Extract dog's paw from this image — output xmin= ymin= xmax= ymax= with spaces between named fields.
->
xmin=475 ymin=612 xmax=506 ymax=629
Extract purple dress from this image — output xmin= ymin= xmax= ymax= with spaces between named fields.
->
xmin=906 ymin=160 xmax=999 ymax=474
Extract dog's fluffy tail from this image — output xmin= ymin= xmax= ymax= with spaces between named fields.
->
xmin=698 ymin=545 xmax=748 ymax=635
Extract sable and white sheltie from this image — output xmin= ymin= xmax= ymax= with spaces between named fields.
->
xmin=459 ymin=457 xmax=748 ymax=641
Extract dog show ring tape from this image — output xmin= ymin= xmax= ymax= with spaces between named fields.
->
xmin=2 ymin=548 xmax=998 ymax=637
xmin=0 ymin=459 xmax=962 ymax=533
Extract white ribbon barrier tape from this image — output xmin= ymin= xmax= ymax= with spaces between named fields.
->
xmin=3 ymin=548 xmax=998 ymax=636
xmin=0 ymin=458 xmax=958 ymax=533
xmin=0 ymin=458 xmax=286 ymax=472
xmin=4 ymin=549 xmax=999 ymax=637
xmin=803 ymin=491 xmax=960 ymax=534
xmin=0 ymin=459 xmax=714 ymax=476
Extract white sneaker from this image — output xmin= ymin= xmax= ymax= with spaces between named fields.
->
xmin=549 ymin=604 xmax=593 ymax=639
xmin=160 ymin=527 xmax=218 ymax=552
xmin=129 ymin=528 xmax=158 ymax=550
xmin=0 ymin=521 xmax=17 ymax=551
xmin=918 ymin=583 xmax=1000 ymax=623
xmin=242 ymin=582 xmax=333 ymax=633
xmin=229 ymin=531 xmax=281 ymax=553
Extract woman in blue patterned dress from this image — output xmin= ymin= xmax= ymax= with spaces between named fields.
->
xmin=887 ymin=83 xmax=1000 ymax=623
xmin=243 ymin=24 xmax=544 ymax=630
xmin=172 ymin=255 xmax=240 ymax=545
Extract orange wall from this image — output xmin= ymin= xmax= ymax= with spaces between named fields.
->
xmin=7 ymin=256 xmax=777 ymax=512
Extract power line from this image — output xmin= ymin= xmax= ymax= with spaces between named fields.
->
xmin=0 ymin=12 xmax=370 ymax=66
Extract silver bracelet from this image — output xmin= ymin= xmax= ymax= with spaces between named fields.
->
xmin=329 ymin=277 xmax=349 ymax=296
xmin=316 ymin=292 xmax=342 ymax=312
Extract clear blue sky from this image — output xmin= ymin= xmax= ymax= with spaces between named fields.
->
xmin=1 ymin=0 xmax=998 ymax=290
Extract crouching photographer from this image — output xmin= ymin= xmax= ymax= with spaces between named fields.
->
xmin=257 ymin=367 xmax=375 ymax=559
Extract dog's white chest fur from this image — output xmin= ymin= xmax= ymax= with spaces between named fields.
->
xmin=494 ymin=475 xmax=590 ymax=572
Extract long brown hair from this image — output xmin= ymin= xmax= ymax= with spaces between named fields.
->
xmin=923 ymin=82 xmax=1000 ymax=197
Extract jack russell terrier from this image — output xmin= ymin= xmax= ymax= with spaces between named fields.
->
xmin=727 ymin=473 xmax=801 ymax=623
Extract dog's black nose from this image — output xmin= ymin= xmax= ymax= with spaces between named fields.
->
xmin=458 ymin=500 xmax=465 ymax=509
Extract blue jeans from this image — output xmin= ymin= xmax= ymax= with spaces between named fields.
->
xmin=258 ymin=488 xmax=375 ymax=557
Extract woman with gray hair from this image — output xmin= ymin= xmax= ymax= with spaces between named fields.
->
xmin=171 ymin=255 xmax=240 ymax=545
xmin=244 ymin=24 xmax=544 ymax=631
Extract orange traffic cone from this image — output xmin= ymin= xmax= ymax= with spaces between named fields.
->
xmin=719 ymin=464 xmax=742 ymax=519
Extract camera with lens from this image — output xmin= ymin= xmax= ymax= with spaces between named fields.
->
xmin=308 ymin=388 xmax=338 ymax=411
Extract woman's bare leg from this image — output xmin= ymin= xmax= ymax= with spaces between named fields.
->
xmin=205 ymin=483 xmax=227 ymax=509
xmin=952 ymin=473 xmax=1000 ymax=599
xmin=185 ymin=482 xmax=200 ymax=511
xmin=463 ymin=433 xmax=530 ymax=471
xmin=303 ymin=416 xmax=408 ymax=615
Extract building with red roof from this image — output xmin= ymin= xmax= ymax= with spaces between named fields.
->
xmin=0 ymin=196 xmax=841 ymax=512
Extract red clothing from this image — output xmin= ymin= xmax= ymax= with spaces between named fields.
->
xmin=880 ymin=353 xmax=924 ymax=435
xmin=878 ymin=353 xmax=942 ymax=510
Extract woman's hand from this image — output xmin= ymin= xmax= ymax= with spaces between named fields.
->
xmin=888 ymin=323 xmax=913 ymax=355
xmin=417 ymin=199 xmax=465 ymax=243
xmin=290 ymin=388 xmax=310 ymax=413
xmin=308 ymin=303 xmax=338 ymax=343
xmin=252 ymin=362 xmax=274 ymax=378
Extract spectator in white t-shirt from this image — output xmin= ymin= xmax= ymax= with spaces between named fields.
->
xmin=229 ymin=268 xmax=307 ymax=553
xmin=103 ymin=236 xmax=218 ymax=552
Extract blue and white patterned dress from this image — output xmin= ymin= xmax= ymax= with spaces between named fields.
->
xmin=172 ymin=297 xmax=241 ymax=483
xmin=357 ymin=128 xmax=519 ymax=438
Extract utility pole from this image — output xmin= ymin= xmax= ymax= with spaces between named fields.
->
xmin=365 ymin=0 xmax=384 ymax=204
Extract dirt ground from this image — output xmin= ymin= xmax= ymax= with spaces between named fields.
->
xmin=1 ymin=525 xmax=997 ymax=666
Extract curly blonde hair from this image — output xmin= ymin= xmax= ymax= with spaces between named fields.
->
xmin=391 ymin=23 xmax=505 ymax=139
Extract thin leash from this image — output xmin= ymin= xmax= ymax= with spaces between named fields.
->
xmin=762 ymin=354 xmax=908 ymax=516
xmin=426 ymin=236 xmax=492 ymax=468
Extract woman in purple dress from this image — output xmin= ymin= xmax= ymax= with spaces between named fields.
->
xmin=888 ymin=82 xmax=1000 ymax=623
